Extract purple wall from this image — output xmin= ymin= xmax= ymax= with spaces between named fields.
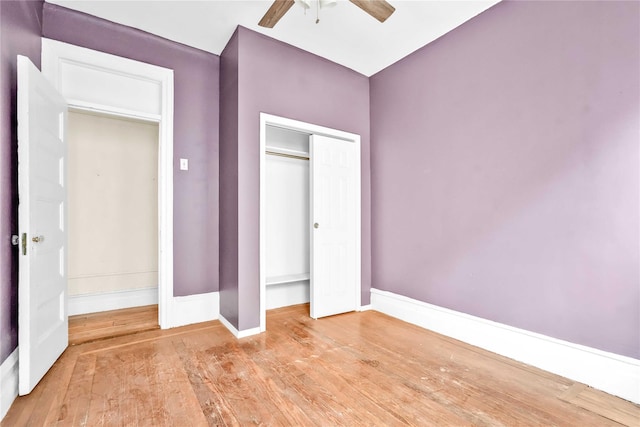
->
xmin=219 ymin=27 xmax=371 ymax=330
xmin=219 ymin=29 xmax=240 ymax=327
xmin=0 ymin=0 xmax=43 ymax=364
xmin=42 ymin=4 xmax=220 ymax=297
xmin=370 ymin=1 xmax=639 ymax=358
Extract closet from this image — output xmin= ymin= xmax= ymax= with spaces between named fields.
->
xmin=260 ymin=113 xmax=362 ymax=326
xmin=265 ymin=126 xmax=311 ymax=309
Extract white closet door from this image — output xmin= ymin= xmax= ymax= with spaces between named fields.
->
xmin=17 ymin=55 xmax=69 ymax=395
xmin=310 ymin=134 xmax=359 ymax=318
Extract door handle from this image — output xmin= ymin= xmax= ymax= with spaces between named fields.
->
xmin=31 ymin=235 xmax=44 ymax=243
xmin=314 ymin=223 xmax=319 ymax=229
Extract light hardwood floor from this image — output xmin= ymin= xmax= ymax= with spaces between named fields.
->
xmin=68 ymin=305 xmax=159 ymax=345
xmin=3 ymin=304 xmax=639 ymax=426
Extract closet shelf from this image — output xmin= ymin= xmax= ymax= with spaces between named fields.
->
xmin=266 ymin=273 xmax=310 ymax=286
xmin=265 ymin=146 xmax=309 ymax=159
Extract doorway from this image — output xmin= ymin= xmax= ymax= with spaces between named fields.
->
xmin=259 ymin=113 xmax=362 ymax=331
xmin=41 ymin=38 xmax=174 ymax=328
xmin=66 ymin=110 xmax=159 ymax=319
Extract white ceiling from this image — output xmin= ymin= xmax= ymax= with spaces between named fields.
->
xmin=45 ymin=0 xmax=500 ymax=76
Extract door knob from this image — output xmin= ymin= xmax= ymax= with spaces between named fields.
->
xmin=314 ymin=223 xmax=319 ymax=229
xmin=31 ymin=235 xmax=44 ymax=243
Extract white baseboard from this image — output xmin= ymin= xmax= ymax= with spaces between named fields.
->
xmin=0 ymin=349 xmax=19 ymax=421
xmin=167 ymin=292 xmax=219 ymax=329
xmin=371 ymin=288 xmax=640 ymax=404
xmin=358 ymin=304 xmax=372 ymax=311
xmin=68 ymin=287 xmax=158 ymax=316
xmin=266 ymin=280 xmax=309 ymax=310
xmin=219 ymin=314 xmax=262 ymax=339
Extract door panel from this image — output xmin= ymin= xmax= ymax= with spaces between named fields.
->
xmin=17 ymin=55 xmax=68 ymax=395
xmin=310 ymin=134 xmax=359 ymax=318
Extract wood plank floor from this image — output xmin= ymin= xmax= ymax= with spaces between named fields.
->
xmin=3 ymin=304 xmax=639 ymax=426
xmin=68 ymin=305 xmax=159 ymax=345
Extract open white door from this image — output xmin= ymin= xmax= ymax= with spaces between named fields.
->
xmin=17 ymin=56 xmax=68 ymax=395
xmin=310 ymin=134 xmax=360 ymax=319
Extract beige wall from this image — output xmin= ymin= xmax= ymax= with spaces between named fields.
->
xmin=67 ymin=111 xmax=159 ymax=296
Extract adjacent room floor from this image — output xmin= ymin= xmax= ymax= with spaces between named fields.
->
xmin=67 ymin=305 xmax=160 ymax=346
xmin=3 ymin=304 xmax=638 ymax=426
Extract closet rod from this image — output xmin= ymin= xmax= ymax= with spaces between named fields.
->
xmin=266 ymin=150 xmax=309 ymax=161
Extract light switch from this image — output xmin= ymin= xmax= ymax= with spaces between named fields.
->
xmin=180 ymin=158 xmax=189 ymax=171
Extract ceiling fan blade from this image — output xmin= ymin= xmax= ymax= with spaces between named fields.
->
xmin=349 ymin=0 xmax=395 ymax=23
xmin=258 ymin=0 xmax=296 ymax=28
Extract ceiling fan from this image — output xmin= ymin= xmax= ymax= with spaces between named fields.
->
xmin=258 ymin=0 xmax=396 ymax=28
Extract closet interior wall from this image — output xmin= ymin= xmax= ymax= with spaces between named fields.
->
xmin=265 ymin=126 xmax=311 ymax=310
xmin=67 ymin=110 xmax=159 ymax=314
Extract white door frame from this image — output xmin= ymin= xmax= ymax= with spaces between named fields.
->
xmin=259 ymin=113 xmax=361 ymax=332
xmin=41 ymin=39 xmax=174 ymax=329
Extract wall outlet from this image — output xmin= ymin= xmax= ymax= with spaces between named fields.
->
xmin=179 ymin=158 xmax=189 ymax=171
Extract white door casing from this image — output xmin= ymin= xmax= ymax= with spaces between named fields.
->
xmin=17 ymin=55 xmax=68 ymax=395
xmin=310 ymin=134 xmax=360 ymax=319
xmin=41 ymin=38 xmax=175 ymax=328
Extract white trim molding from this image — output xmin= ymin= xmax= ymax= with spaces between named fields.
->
xmin=0 ymin=349 xmax=19 ymax=421
xmin=371 ymin=288 xmax=640 ymax=404
xmin=68 ymin=288 xmax=158 ymax=316
xmin=219 ymin=315 xmax=262 ymax=339
xmin=166 ymin=292 xmax=219 ymax=329
xmin=69 ymin=289 xmax=219 ymax=328
xmin=41 ymin=38 xmax=175 ymax=329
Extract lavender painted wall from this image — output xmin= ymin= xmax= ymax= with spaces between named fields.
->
xmin=370 ymin=1 xmax=639 ymax=358
xmin=219 ymin=27 xmax=370 ymax=330
xmin=0 ymin=0 xmax=43 ymax=364
xmin=219 ymin=29 xmax=240 ymax=326
xmin=42 ymin=4 xmax=220 ymax=297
